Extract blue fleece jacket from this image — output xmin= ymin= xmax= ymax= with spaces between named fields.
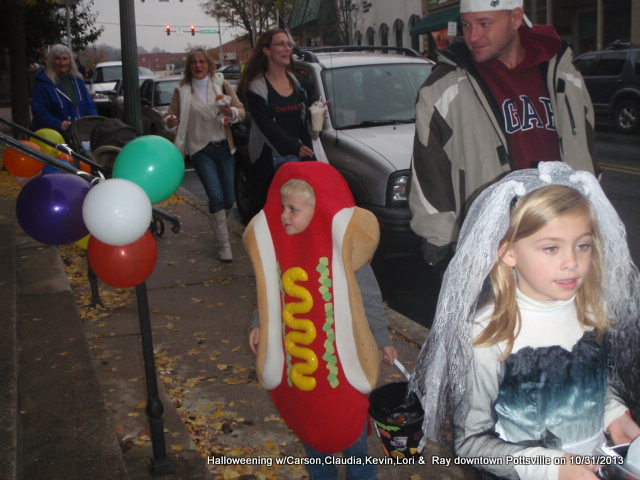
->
xmin=30 ymin=69 xmax=97 ymax=131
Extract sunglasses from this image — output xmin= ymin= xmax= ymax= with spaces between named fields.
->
xmin=270 ymin=41 xmax=295 ymax=49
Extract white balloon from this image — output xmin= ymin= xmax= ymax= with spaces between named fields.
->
xmin=82 ymin=178 xmax=152 ymax=246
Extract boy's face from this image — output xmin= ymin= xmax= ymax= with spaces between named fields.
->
xmin=281 ymin=192 xmax=315 ymax=235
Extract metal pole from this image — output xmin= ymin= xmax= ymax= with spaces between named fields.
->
xmin=596 ymin=0 xmax=604 ymax=51
xmin=530 ymin=0 xmax=537 ymax=24
xmin=119 ymin=0 xmax=143 ymax=135
xmin=87 ymin=264 xmax=103 ymax=308
xmin=218 ymin=17 xmax=224 ymax=66
xmin=65 ymin=0 xmax=72 ymax=48
xmin=546 ymin=0 xmax=553 ymax=25
xmin=135 ymin=283 xmax=172 ymax=475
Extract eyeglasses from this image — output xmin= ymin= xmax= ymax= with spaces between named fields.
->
xmin=270 ymin=41 xmax=295 ymax=49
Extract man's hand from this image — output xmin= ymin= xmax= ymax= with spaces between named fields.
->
xmin=420 ymin=241 xmax=453 ymax=267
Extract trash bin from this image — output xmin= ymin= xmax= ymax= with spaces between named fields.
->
xmin=369 ymin=381 xmax=424 ymax=459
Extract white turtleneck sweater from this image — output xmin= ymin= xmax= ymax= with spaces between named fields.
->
xmin=454 ymin=290 xmax=628 ymax=480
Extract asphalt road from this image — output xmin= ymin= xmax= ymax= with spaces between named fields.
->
xmin=182 ymin=126 xmax=640 ymax=329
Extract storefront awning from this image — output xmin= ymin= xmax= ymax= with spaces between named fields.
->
xmin=410 ymin=8 xmax=460 ymax=35
xmin=290 ymin=0 xmax=323 ymax=29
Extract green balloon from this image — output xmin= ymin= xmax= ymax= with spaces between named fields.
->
xmin=112 ymin=135 xmax=185 ymax=203
xmin=32 ymin=128 xmax=65 ymax=157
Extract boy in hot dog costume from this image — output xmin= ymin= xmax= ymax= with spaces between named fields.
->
xmin=244 ymin=161 xmax=397 ymax=477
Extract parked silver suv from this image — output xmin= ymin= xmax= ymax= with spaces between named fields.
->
xmin=235 ymin=46 xmax=434 ymax=253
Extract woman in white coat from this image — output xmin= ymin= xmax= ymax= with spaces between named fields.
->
xmin=166 ymin=48 xmax=245 ymax=262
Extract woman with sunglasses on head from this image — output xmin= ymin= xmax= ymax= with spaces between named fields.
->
xmin=165 ymin=48 xmax=245 ymax=262
xmin=238 ymin=29 xmax=315 ymax=219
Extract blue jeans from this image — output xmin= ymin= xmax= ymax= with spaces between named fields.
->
xmin=303 ymin=422 xmax=375 ymax=480
xmin=191 ymin=141 xmax=235 ymax=213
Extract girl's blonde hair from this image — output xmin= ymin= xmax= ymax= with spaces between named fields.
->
xmin=280 ymin=178 xmax=316 ymax=207
xmin=475 ymin=185 xmax=606 ymax=356
xmin=45 ymin=44 xmax=81 ymax=83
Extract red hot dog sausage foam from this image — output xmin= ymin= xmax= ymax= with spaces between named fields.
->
xmin=243 ymin=161 xmax=380 ymax=453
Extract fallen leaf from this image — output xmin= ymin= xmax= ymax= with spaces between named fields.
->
xmin=171 ymin=444 xmax=184 ymax=451
xmin=223 ymin=376 xmax=250 ymax=385
xmin=263 ymin=415 xmax=283 ymax=423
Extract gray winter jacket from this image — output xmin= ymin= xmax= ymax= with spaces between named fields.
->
xmin=409 ymin=41 xmax=596 ymax=249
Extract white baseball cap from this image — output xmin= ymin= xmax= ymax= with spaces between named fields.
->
xmin=460 ymin=0 xmax=533 ymax=27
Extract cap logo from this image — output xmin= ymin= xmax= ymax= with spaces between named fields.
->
xmin=490 ymin=0 xmax=500 ymax=6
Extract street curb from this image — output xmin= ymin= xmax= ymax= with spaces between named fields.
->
xmin=15 ymin=235 xmax=129 ymax=479
xmin=0 ymin=195 xmax=17 ymax=480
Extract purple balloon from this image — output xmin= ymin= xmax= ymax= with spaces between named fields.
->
xmin=16 ymin=173 xmax=91 ymax=245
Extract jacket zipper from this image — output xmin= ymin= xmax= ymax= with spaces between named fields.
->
xmin=552 ymin=45 xmax=576 ymax=135
xmin=441 ymin=47 xmax=514 ymax=170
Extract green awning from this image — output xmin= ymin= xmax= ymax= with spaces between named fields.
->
xmin=290 ymin=0 xmax=323 ymax=29
xmin=410 ymin=8 xmax=460 ymax=35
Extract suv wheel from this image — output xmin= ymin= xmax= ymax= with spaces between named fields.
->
xmin=234 ymin=145 xmax=253 ymax=225
xmin=613 ymin=98 xmax=640 ymax=133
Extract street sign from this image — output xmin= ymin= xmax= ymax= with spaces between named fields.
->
xmin=198 ymin=29 xmax=218 ymax=34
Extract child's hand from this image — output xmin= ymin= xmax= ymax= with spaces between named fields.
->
xmin=559 ymin=454 xmax=600 ymax=480
xmin=248 ymin=327 xmax=260 ymax=355
xmin=606 ymin=411 xmax=640 ymax=444
xmin=380 ymin=346 xmax=398 ymax=365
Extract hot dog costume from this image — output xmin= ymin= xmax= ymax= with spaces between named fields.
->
xmin=243 ymin=161 xmax=381 ymax=453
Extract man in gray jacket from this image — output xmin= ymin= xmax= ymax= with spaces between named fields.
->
xmin=409 ymin=0 xmax=596 ymax=265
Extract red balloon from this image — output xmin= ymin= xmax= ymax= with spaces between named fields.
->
xmin=87 ymin=230 xmax=158 ymax=288
xmin=3 ymin=141 xmax=45 ymax=177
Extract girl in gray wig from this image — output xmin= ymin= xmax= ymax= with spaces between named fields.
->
xmin=409 ymin=162 xmax=640 ymax=479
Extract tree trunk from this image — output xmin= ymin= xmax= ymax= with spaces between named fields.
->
xmin=7 ymin=0 xmax=30 ymax=135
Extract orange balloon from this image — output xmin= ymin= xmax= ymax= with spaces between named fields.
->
xmin=2 ymin=141 xmax=45 ymax=177
xmin=57 ymin=152 xmax=92 ymax=174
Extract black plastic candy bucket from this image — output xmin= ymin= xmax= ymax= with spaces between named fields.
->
xmin=369 ymin=381 xmax=424 ymax=459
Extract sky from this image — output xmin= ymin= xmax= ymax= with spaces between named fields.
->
xmin=90 ymin=0 xmax=242 ymax=53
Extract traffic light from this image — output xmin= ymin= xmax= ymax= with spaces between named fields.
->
xmin=190 ymin=25 xmax=196 ymax=36
xmin=166 ymin=25 xmax=171 ymax=36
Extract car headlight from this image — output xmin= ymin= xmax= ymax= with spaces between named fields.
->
xmin=386 ymin=170 xmax=409 ymax=206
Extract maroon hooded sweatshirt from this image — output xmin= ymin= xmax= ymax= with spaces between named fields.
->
xmin=475 ymin=25 xmax=563 ymax=170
